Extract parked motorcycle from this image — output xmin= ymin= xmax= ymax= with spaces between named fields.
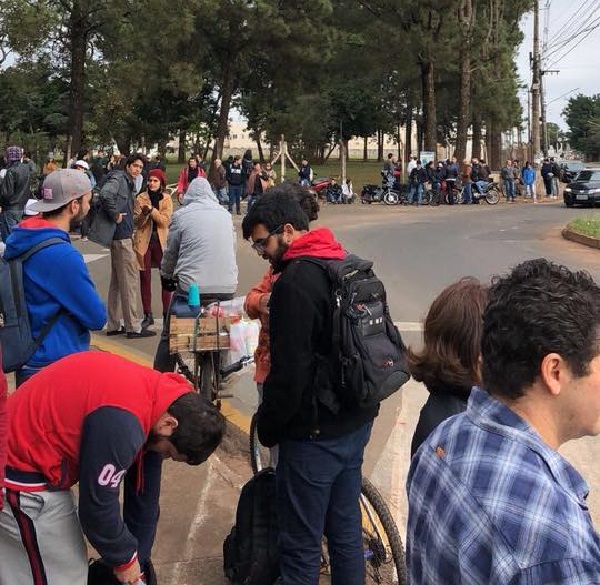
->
xmin=361 ymin=172 xmax=405 ymax=205
xmin=472 ymin=181 xmax=501 ymax=205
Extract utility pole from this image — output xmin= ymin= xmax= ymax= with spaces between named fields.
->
xmin=540 ymin=68 xmax=560 ymax=157
xmin=530 ymin=0 xmax=541 ymax=165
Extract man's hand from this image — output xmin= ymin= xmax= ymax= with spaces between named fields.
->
xmin=115 ymin=212 xmax=127 ymax=224
xmin=113 ymin=559 xmax=142 ymax=584
xmin=259 ymin=293 xmax=271 ymax=315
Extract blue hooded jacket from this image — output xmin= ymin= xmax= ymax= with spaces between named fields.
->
xmin=4 ymin=218 xmax=107 ymax=371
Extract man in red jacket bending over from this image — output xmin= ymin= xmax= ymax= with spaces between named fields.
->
xmin=0 ymin=351 xmax=225 ymax=585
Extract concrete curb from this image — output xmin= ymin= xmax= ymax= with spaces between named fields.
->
xmin=562 ymin=228 xmax=600 ymax=250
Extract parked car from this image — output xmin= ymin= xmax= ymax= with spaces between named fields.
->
xmin=563 ymin=169 xmax=600 ymax=207
xmin=559 ymin=160 xmax=585 ymax=183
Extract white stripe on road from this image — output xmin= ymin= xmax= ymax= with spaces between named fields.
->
xmin=82 ymin=253 xmax=109 ymax=264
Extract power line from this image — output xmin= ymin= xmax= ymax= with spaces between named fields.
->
xmin=545 ymin=0 xmax=599 ymax=49
xmin=543 ymin=14 xmax=600 ymax=63
xmin=547 ymin=17 xmax=600 ymax=68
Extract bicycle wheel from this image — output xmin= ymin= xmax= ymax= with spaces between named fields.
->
xmin=420 ymin=189 xmax=431 ymax=205
xmin=198 ymin=352 xmax=216 ymax=402
xmin=445 ymin=190 xmax=457 ymax=205
xmin=428 ymin=190 xmax=440 ymax=206
xmin=249 ymin=413 xmax=271 ymax=475
xmin=361 ymin=477 xmax=407 ymax=585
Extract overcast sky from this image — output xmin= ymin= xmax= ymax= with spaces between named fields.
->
xmin=516 ymin=0 xmax=600 ymax=130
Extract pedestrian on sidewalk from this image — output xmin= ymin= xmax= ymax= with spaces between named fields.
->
xmin=89 ymin=153 xmax=156 ymax=339
xmin=407 ymin=259 xmax=600 ymax=583
xmin=0 ymin=146 xmax=32 ymax=242
xmin=226 ymin=155 xmax=244 ymax=215
xmin=0 ymin=351 xmax=225 ymax=585
xmin=408 ymin=277 xmax=488 ymax=457
xmin=501 ymin=160 xmax=515 ymax=202
xmin=244 ymin=186 xmax=320 ymax=469
xmin=408 ymin=160 xmax=428 ymax=205
xmin=3 ymin=169 xmax=106 ymax=386
xmin=176 ymin=157 xmax=206 ymax=204
xmin=242 ymin=192 xmax=379 ymax=585
xmin=522 ymin=161 xmax=537 ymax=202
xmin=208 ymin=158 xmax=229 ymax=204
xmin=134 ymin=168 xmax=173 ymax=330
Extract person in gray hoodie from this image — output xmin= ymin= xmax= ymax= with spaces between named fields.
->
xmin=154 ymin=177 xmax=238 ymax=372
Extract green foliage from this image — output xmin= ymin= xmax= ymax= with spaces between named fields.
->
xmin=563 ymin=94 xmax=600 ymax=160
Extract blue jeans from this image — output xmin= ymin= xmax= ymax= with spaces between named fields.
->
xmin=462 ymin=183 xmax=472 ymax=203
xmin=409 ymin=183 xmax=423 ymax=205
xmin=0 ymin=210 xmax=22 ymax=242
xmin=213 ymin=186 xmax=228 ymax=204
xmin=474 ymin=180 xmax=487 ymax=194
xmin=228 ymin=184 xmax=242 ymax=213
xmin=276 ymin=422 xmax=372 ymax=585
xmin=503 ymin=179 xmax=515 ymax=200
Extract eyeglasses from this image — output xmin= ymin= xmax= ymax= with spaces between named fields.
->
xmin=251 ymin=225 xmax=283 ymax=253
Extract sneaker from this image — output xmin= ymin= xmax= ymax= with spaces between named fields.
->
xmin=106 ymin=326 xmax=125 ymax=336
xmin=141 ymin=312 xmax=154 ymax=329
xmin=81 ymin=237 xmax=89 ymax=242
xmin=127 ymin=329 xmax=157 ymax=339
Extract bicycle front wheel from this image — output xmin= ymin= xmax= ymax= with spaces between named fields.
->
xmin=361 ymin=477 xmax=407 ymax=585
xmin=198 ymin=352 xmax=217 ymax=402
xmin=249 ymin=413 xmax=270 ymax=475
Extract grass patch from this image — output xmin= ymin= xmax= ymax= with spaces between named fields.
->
xmin=164 ymin=159 xmax=387 ymax=188
xmin=568 ymin=217 xmax=600 ymax=239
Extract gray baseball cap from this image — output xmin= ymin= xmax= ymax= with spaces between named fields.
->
xmin=28 ymin=169 xmax=92 ymax=212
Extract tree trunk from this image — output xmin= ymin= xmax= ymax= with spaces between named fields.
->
xmin=255 ymin=131 xmax=264 ymax=162
xmin=115 ymin=134 xmax=132 ymax=157
xmin=397 ymin=124 xmax=402 ymax=160
xmin=489 ymin=121 xmax=502 ymax=171
xmin=377 ymin=129 xmax=383 ymax=162
xmin=421 ymin=59 xmax=437 ymax=152
xmin=405 ymin=94 xmax=413 ymax=164
xmin=363 ymin=136 xmax=368 ymax=161
xmin=178 ymin=130 xmax=187 ymax=164
xmin=323 ymin=142 xmax=337 ymax=162
xmin=455 ymin=0 xmax=473 ymax=162
xmin=67 ymin=0 xmax=88 ymax=160
xmin=471 ymin=113 xmax=482 ymax=160
xmin=213 ymin=61 xmax=235 ymax=161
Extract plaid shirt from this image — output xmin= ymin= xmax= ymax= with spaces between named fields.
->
xmin=407 ymin=387 xmax=600 ymax=584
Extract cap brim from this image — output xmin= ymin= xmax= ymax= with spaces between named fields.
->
xmin=28 ymin=199 xmax=73 ymax=212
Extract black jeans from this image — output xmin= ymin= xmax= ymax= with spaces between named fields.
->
xmin=153 ymin=291 xmax=234 ymax=372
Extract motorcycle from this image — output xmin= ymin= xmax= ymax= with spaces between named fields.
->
xmin=471 ymin=181 xmax=501 ymax=205
xmin=361 ymin=172 xmax=405 ymax=205
xmin=309 ymin=177 xmax=334 ymax=201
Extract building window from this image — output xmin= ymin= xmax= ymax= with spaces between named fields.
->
xmin=232 ymin=134 xmax=238 ymax=140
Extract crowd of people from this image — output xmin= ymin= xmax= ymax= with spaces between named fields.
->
xmin=0 ymin=143 xmax=599 ymax=585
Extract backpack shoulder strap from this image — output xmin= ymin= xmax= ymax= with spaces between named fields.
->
xmin=16 ymin=237 xmax=65 ymax=263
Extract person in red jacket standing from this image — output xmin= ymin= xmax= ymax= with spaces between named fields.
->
xmin=0 ymin=351 xmax=225 ymax=585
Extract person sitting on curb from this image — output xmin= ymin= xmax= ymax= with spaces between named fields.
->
xmin=0 ymin=351 xmax=226 ymax=585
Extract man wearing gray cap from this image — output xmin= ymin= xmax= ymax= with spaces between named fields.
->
xmin=0 ymin=146 xmax=32 ymax=242
xmin=3 ymin=169 xmax=107 ymax=386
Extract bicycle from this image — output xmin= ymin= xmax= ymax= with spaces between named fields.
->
xmin=169 ymin=303 xmax=253 ymax=405
xmin=249 ymin=414 xmax=407 ymax=584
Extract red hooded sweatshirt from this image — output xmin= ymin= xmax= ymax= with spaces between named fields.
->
xmin=3 ymin=351 xmax=191 ymax=569
xmin=282 ymin=227 xmax=345 ymax=262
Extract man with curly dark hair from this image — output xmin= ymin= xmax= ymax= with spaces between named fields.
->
xmin=407 ymin=258 xmax=600 ymax=584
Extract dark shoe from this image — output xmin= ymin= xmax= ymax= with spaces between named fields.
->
xmin=127 ymin=329 xmax=157 ymax=339
xmin=106 ymin=327 xmax=125 ymax=336
xmin=141 ymin=312 xmax=154 ymax=329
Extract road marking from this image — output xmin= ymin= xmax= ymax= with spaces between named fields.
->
xmin=82 ymin=253 xmax=109 ymax=264
xmin=167 ymin=456 xmax=217 ymax=585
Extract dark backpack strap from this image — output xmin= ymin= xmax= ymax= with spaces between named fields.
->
xmin=15 ymin=237 xmax=66 ymax=356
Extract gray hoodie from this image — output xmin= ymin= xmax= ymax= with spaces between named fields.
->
xmin=161 ymin=178 xmax=238 ymax=295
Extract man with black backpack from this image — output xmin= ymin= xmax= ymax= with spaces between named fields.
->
xmin=241 ymin=191 xmax=408 ymax=585
xmin=1 ymin=169 xmax=106 ymax=385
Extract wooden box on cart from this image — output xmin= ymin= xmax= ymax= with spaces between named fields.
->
xmin=168 ymin=315 xmax=232 ymax=354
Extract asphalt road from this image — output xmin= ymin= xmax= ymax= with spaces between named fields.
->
xmin=77 ymin=198 xmax=599 ymax=584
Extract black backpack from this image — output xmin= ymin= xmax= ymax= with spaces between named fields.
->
xmin=223 ymin=469 xmax=280 ymax=585
xmin=0 ymin=238 xmax=64 ymax=373
xmin=304 ymin=255 xmax=409 ymax=412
